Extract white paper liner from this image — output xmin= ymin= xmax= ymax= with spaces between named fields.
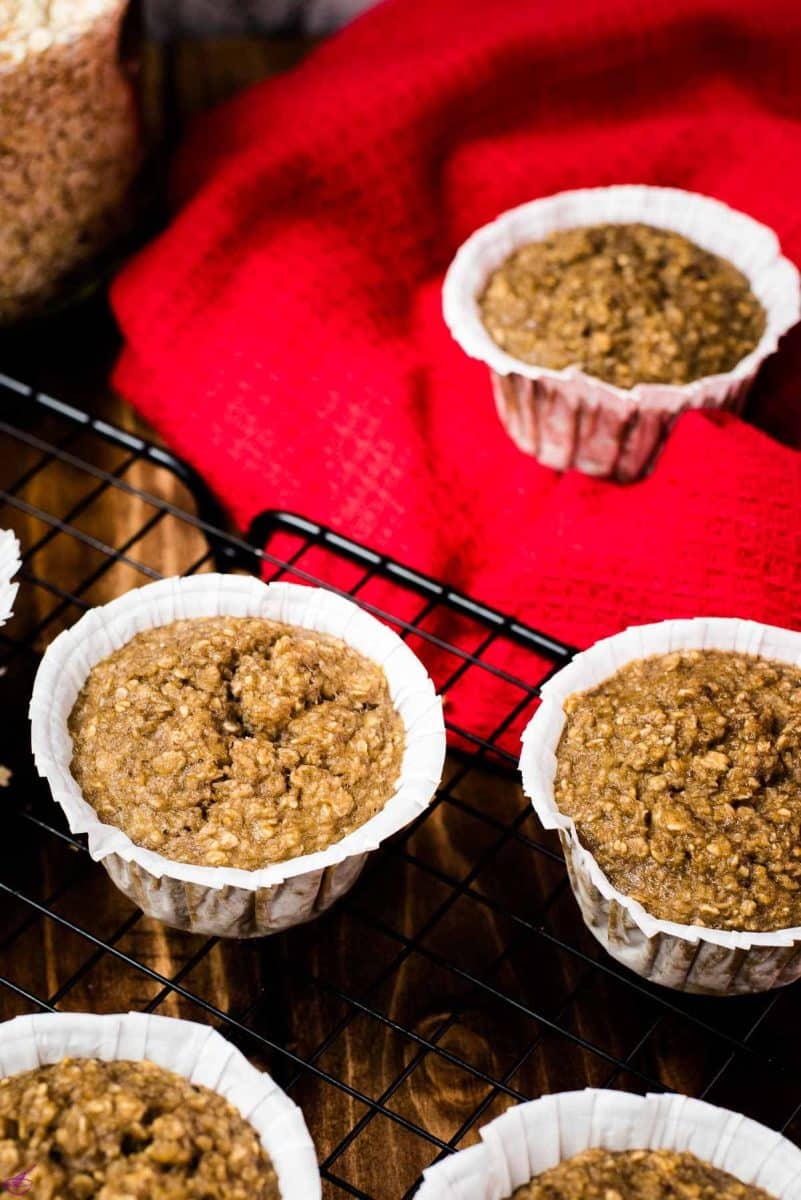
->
xmin=417 ymin=1089 xmax=801 ymax=1199
xmin=0 ymin=530 xmax=20 ymax=628
xmin=29 ymin=575 xmax=446 ymax=937
xmin=520 ymin=617 xmax=801 ymax=994
xmin=0 ymin=1010 xmax=320 ymax=1198
xmin=442 ymin=186 xmax=801 ymax=480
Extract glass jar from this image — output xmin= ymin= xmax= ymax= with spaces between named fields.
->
xmin=0 ymin=1 xmax=143 ymax=324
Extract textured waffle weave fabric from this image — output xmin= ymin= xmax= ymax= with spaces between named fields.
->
xmin=112 ymin=0 xmax=801 ymax=736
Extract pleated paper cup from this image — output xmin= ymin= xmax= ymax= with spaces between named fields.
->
xmin=0 ymin=1010 xmax=320 ymax=1198
xmin=443 ymin=186 xmax=801 ymax=482
xmin=0 ymin=529 xmax=20 ymax=627
xmin=520 ymin=617 xmax=801 ymax=995
xmin=417 ymin=1089 xmax=801 ymax=1199
xmin=29 ymin=575 xmax=446 ymax=938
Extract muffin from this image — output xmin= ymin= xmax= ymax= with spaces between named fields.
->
xmin=0 ymin=529 xmax=20 ymax=629
xmin=417 ymin=1091 xmax=798 ymax=1200
xmin=0 ymin=1058 xmax=280 ymax=1199
xmin=67 ymin=615 xmax=406 ymax=871
xmin=30 ymin=576 xmax=446 ymax=937
xmin=443 ymin=186 xmax=801 ymax=481
xmin=478 ymin=223 xmax=765 ymax=389
xmin=0 ymin=1011 xmax=320 ymax=1199
xmin=554 ymin=648 xmax=801 ymax=934
xmin=509 ymin=1147 xmax=775 ymax=1199
xmin=520 ymin=618 xmax=801 ymax=994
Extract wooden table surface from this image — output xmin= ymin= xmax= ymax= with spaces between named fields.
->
xmin=2 ymin=32 xmax=801 ymax=1200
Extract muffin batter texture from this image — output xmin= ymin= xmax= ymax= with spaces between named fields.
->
xmin=68 ymin=615 xmax=405 ymax=870
xmin=0 ymin=1057 xmax=279 ymax=1199
xmin=555 ymin=650 xmax=801 ymax=931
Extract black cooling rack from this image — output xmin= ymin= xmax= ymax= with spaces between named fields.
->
xmin=2 ymin=372 xmax=801 ymax=1198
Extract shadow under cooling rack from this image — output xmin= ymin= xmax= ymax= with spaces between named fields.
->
xmin=1 ymin=373 xmax=801 ymax=1199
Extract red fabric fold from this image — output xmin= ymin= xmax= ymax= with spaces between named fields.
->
xmin=112 ymin=0 xmax=801 ymax=735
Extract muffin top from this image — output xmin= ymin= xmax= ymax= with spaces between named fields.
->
xmin=510 ymin=1146 xmax=775 ymax=1199
xmin=68 ymin=615 xmax=405 ymax=871
xmin=479 ymin=223 xmax=765 ymax=388
xmin=555 ymin=649 xmax=801 ymax=931
xmin=0 ymin=1057 xmax=279 ymax=1199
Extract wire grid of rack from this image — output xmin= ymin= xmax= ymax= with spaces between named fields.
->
xmin=1 ymin=372 xmax=801 ymax=1198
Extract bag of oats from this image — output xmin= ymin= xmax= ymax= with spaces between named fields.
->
xmin=0 ymin=1 xmax=142 ymax=323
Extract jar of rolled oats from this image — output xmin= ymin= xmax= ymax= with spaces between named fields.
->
xmin=0 ymin=1 xmax=143 ymax=324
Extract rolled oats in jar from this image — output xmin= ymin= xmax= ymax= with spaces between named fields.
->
xmin=0 ymin=0 xmax=142 ymax=323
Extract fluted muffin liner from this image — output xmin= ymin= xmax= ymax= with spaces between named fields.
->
xmin=0 ymin=1010 xmax=319 ymax=1198
xmin=520 ymin=617 xmax=801 ymax=995
xmin=443 ymin=186 xmax=801 ymax=481
xmin=416 ymin=1089 xmax=801 ymax=1199
xmin=29 ymin=574 xmax=446 ymax=937
xmin=0 ymin=530 xmax=20 ymax=627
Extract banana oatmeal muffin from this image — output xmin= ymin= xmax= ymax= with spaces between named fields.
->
xmin=509 ymin=1147 xmax=775 ymax=1199
xmin=0 ymin=1057 xmax=279 ymax=1199
xmin=68 ymin=615 xmax=405 ymax=870
xmin=479 ymin=223 xmax=765 ymax=388
xmin=555 ymin=649 xmax=801 ymax=932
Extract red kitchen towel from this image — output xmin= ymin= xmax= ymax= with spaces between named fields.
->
xmin=112 ymin=0 xmax=801 ymax=742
